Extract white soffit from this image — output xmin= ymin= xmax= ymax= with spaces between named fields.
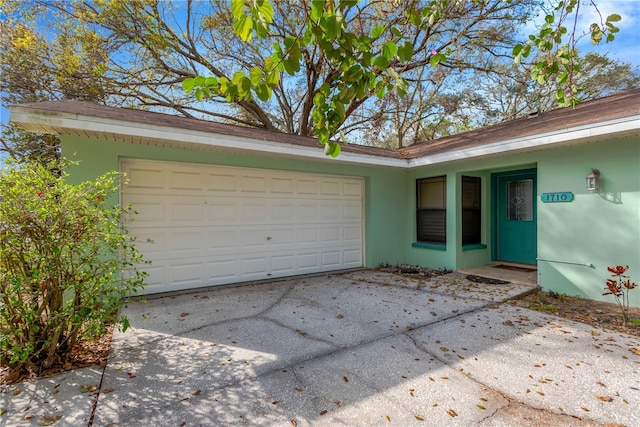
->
xmin=407 ymin=115 xmax=640 ymax=168
xmin=10 ymin=106 xmax=640 ymax=170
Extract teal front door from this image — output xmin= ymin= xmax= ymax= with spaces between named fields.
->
xmin=493 ymin=169 xmax=537 ymax=265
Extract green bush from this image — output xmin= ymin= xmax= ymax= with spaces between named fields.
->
xmin=0 ymin=160 xmax=147 ymax=374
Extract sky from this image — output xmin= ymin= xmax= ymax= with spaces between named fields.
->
xmin=531 ymin=0 xmax=640 ymax=68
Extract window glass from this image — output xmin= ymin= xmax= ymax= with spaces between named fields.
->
xmin=507 ymin=179 xmax=533 ymax=221
xmin=462 ymin=176 xmax=481 ymax=245
xmin=416 ymin=176 xmax=446 ymax=244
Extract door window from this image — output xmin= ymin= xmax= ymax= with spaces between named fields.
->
xmin=507 ymin=179 xmax=533 ymax=221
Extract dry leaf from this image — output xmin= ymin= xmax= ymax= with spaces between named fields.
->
xmin=597 ymin=381 xmax=606 ymax=387
xmin=536 ymin=391 xmax=545 ymax=396
xmin=80 ymin=384 xmax=97 ymax=393
xmin=596 ymin=395 xmax=613 ymax=402
xmin=440 ymin=347 xmax=449 ymax=352
xmin=179 ymin=312 xmax=189 ymax=317
xmin=37 ymin=415 xmax=62 ymax=426
xmin=440 ymin=376 xmax=449 ymax=380
xmin=336 ymin=314 xmax=344 ymax=319
xmin=192 ymin=389 xmax=202 ymax=396
xmin=294 ymin=387 xmax=303 ymax=392
xmin=415 ymin=415 xmax=424 ymax=421
xmin=343 ymin=376 xmax=348 ymax=382
xmin=319 ymin=410 xmax=327 ymax=415
xmin=476 ymin=404 xmax=486 ymax=410
xmin=290 ymin=420 xmax=297 ymax=426
xmin=447 ymin=409 xmax=458 ymax=417
xmin=12 ymin=389 xmax=21 ymax=396
xmin=480 ymin=397 xmax=488 ymax=402
xmin=630 ymin=348 xmax=640 ymax=356
xmin=582 ymin=407 xmax=590 ymax=412
xmin=102 ymin=387 xmax=114 ymax=394
xmin=385 ymin=415 xmax=391 ymax=422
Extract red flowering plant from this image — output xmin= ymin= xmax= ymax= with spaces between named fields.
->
xmin=603 ymin=265 xmax=638 ymax=327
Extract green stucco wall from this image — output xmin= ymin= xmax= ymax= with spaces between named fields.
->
xmin=62 ymin=136 xmax=408 ymax=269
xmin=63 ymin=134 xmax=640 ymax=307
xmin=536 ymin=137 xmax=640 ymax=307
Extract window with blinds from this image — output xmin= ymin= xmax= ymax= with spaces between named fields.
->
xmin=416 ymin=176 xmax=446 ymax=244
xmin=462 ymin=176 xmax=481 ymax=245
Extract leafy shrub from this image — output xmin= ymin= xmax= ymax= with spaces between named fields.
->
xmin=0 ymin=160 xmax=147 ymax=374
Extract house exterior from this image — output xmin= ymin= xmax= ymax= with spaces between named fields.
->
xmin=9 ymin=89 xmax=640 ymax=306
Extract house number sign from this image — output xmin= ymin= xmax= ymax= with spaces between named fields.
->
xmin=541 ymin=192 xmax=574 ymax=203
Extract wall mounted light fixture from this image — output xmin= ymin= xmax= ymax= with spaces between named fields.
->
xmin=586 ymin=168 xmax=600 ymax=191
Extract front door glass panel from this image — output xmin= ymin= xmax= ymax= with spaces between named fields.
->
xmin=507 ymin=179 xmax=533 ymax=221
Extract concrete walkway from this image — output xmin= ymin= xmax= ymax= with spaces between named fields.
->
xmin=2 ymin=270 xmax=639 ymax=426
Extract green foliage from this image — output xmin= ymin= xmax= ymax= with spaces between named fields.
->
xmin=0 ymin=159 xmax=147 ymax=373
xmin=184 ymin=0 xmax=623 ymax=154
xmin=512 ymin=0 xmax=621 ymax=107
xmin=184 ymin=1 xmax=459 ymax=155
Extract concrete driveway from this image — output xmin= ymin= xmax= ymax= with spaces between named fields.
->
xmin=3 ymin=270 xmax=639 ymax=426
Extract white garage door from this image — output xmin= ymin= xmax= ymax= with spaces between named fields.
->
xmin=121 ymin=159 xmax=364 ymax=294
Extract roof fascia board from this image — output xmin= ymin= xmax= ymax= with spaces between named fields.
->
xmin=407 ymin=115 xmax=640 ymax=168
xmin=10 ymin=106 xmax=640 ymax=171
xmin=9 ymin=107 xmax=408 ymax=168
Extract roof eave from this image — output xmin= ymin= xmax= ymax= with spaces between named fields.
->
xmin=9 ymin=105 xmax=640 ymax=170
xmin=9 ymin=106 xmax=409 ymax=168
xmin=407 ymin=115 xmax=640 ymax=168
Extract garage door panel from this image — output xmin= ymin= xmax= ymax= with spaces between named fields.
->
xmin=208 ymin=202 xmax=237 ymax=221
xmin=297 ymin=228 xmax=319 ymax=243
xmin=208 ymin=260 xmax=239 ymax=283
xmin=122 ymin=160 xmax=363 ymax=294
xmin=271 ymin=255 xmax=295 ymax=273
xmin=170 ymin=262 xmax=204 ymax=286
xmin=169 ymin=170 xmax=204 ymax=190
xmin=321 ymin=251 xmax=341 ymax=266
xmin=321 ymin=180 xmax=341 ymax=195
xmin=207 ymin=173 xmax=237 ymax=192
xmin=343 ymin=181 xmax=362 ymax=196
xmin=344 ymin=225 xmax=362 ymax=241
xmin=125 ymin=166 xmax=165 ymax=189
xmin=344 ymin=249 xmax=362 ymax=265
xmin=297 ymin=253 xmax=320 ymax=269
xmin=241 ymin=257 xmax=268 ymax=275
xmin=240 ymin=175 xmax=267 ymax=193
xmin=270 ymin=177 xmax=294 ymax=193
xmin=171 ymin=201 xmax=205 ymax=221
xmin=321 ymin=227 xmax=341 ymax=242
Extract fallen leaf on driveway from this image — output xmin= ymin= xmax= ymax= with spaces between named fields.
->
xmin=343 ymin=376 xmax=348 ymax=382
xmin=447 ymin=409 xmax=458 ymax=417
xmin=179 ymin=312 xmax=189 ymax=317
xmin=192 ymin=389 xmax=202 ymax=396
xmin=37 ymin=415 xmax=62 ymax=426
xmin=415 ymin=415 xmax=424 ymax=421
xmin=596 ymin=395 xmax=613 ymax=402
xmin=80 ymin=384 xmax=97 ymax=393
xmin=102 ymin=388 xmax=114 ymax=394
xmin=336 ymin=314 xmax=344 ymax=319
xmin=477 ymin=404 xmax=486 ymax=410
xmin=319 ymin=410 xmax=327 ymax=415
xmin=631 ymin=348 xmax=640 ymax=356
